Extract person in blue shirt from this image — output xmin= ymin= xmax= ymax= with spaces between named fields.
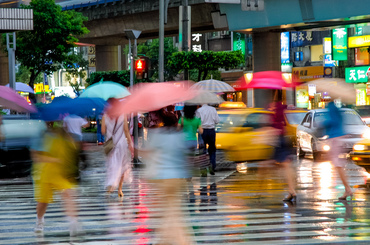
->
xmin=323 ymin=101 xmax=352 ymax=200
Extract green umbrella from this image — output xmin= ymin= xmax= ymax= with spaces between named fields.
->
xmin=80 ymin=81 xmax=131 ymax=101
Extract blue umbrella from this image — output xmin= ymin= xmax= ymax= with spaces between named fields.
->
xmin=33 ymin=97 xmax=107 ymax=121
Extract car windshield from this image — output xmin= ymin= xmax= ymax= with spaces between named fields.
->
xmin=355 ymin=108 xmax=370 ymax=118
xmin=313 ymin=110 xmax=364 ymax=127
xmin=285 ymin=112 xmax=307 ymax=125
xmin=215 ymin=113 xmax=245 ymax=133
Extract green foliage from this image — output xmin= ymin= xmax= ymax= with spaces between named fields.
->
xmin=16 ymin=65 xmax=43 ymax=84
xmin=13 ymin=0 xmax=89 ymax=89
xmin=64 ymin=53 xmax=89 ymax=96
xmin=86 ymin=70 xmax=150 ymax=87
xmin=168 ymin=50 xmax=244 ymax=81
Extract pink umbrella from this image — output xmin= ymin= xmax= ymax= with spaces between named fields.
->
xmin=107 ymin=82 xmax=197 ymax=117
xmin=0 ymin=86 xmax=37 ymax=113
xmin=234 ymin=71 xmax=296 ymax=90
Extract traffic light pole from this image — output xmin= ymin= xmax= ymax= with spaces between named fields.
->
xmin=126 ymin=29 xmax=141 ymax=165
xmin=133 ymin=38 xmax=139 ymax=164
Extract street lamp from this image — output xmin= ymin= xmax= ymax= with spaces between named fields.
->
xmin=125 ymin=29 xmax=141 ymax=164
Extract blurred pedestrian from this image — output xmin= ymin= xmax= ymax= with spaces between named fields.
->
xmin=272 ymin=101 xmax=297 ymax=202
xmin=31 ymin=124 xmax=81 ymax=236
xmin=323 ymin=101 xmax=353 ymax=200
xmin=178 ymin=105 xmax=206 ymax=176
xmin=141 ymin=111 xmax=194 ymax=245
xmin=63 ymin=114 xmax=89 ymax=171
xmin=96 ymin=114 xmax=105 ymax=145
xmin=196 ymin=104 xmax=219 ymax=174
xmin=102 ymin=98 xmax=133 ymax=197
xmin=63 ymin=114 xmax=89 ymax=142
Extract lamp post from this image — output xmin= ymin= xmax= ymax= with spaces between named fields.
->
xmin=125 ymin=29 xmax=141 ymax=164
xmin=6 ymin=32 xmax=16 ymax=90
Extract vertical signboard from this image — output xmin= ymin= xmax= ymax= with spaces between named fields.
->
xmin=280 ymin=32 xmax=290 ymax=64
xmin=233 ymin=32 xmax=246 ymax=56
xmin=332 ymin=28 xmax=348 ymax=61
xmin=191 ymin=33 xmax=204 ymax=52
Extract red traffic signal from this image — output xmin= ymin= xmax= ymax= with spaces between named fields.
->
xmin=135 ymin=59 xmax=145 ymax=72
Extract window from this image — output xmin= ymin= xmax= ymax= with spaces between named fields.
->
xmin=243 ymin=113 xmax=274 ymax=129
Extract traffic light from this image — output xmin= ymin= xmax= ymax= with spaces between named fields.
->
xmin=135 ymin=57 xmax=149 ymax=80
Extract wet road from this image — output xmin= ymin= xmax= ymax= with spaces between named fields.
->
xmin=1 ymin=145 xmax=370 ymax=244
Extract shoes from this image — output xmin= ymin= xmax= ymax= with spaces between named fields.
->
xmin=338 ymin=191 xmax=354 ymax=201
xmin=98 ymin=142 xmax=103 ymax=145
xmin=209 ymin=167 xmax=215 ymax=176
xmin=34 ymin=220 xmax=44 ymax=233
xmin=283 ymin=193 xmax=297 ymax=202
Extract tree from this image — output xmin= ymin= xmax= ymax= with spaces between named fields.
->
xmin=16 ymin=65 xmax=43 ymax=84
xmin=64 ymin=53 xmax=89 ymax=96
xmin=12 ymin=0 xmax=89 ymax=90
xmin=168 ymin=50 xmax=244 ymax=81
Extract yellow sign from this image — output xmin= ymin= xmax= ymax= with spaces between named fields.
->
xmin=34 ymin=84 xmax=52 ymax=94
xmin=348 ymin=35 xmax=370 ymax=48
xmin=292 ymin=66 xmax=324 ymax=83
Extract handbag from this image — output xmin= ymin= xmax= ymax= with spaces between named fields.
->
xmin=103 ymin=119 xmax=118 ymax=156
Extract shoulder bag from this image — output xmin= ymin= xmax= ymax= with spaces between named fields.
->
xmin=103 ymin=119 xmax=118 ymax=156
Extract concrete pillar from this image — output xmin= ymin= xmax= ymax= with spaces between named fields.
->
xmin=0 ymin=46 xmax=9 ymax=86
xmin=252 ymin=31 xmax=281 ymax=108
xmin=95 ymin=45 xmax=118 ymax=71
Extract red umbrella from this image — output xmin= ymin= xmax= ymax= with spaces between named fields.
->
xmin=234 ymin=71 xmax=295 ymax=90
xmin=107 ymin=82 xmax=197 ymax=117
xmin=0 ymin=86 xmax=37 ymax=113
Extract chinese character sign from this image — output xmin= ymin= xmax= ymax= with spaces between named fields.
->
xmin=233 ymin=32 xmax=245 ymax=56
xmin=345 ymin=66 xmax=370 ymax=83
xmin=332 ymin=28 xmax=348 ymax=61
xmin=290 ymin=30 xmax=331 ymax=47
xmin=191 ymin=33 xmax=203 ymax=52
xmin=281 ymin=32 xmax=290 ymax=64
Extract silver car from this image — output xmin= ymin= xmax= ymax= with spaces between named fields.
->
xmin=296 ymin=108 xmax=370 ymax=161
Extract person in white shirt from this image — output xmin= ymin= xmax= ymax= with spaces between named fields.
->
xmin=63 ymin=114 xmax=89 ymax=142
xmin=196 ymin=104 xmax=220 ymax=174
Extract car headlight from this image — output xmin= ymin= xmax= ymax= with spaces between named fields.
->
xmin=362 ymin=132 xmax=370 ymax=139
xmin=319 ymin=135 xmax=329 ymax=140
xmin=323 ymin=145 xmax=330 ymax=151
xmin=354 ymin=144 xmax=367 ymax=151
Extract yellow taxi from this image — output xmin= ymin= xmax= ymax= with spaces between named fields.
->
xmin=284 ymin=109 xmax=309 ymax=145
xmin=215 ymin=106 xmax=307 ymax=162
xmin=350 ymin=139 xmax=370 ymax=173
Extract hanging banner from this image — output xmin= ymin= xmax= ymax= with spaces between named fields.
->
xmin=332 ymin=28 xmax=348 ymax=61
xmin=281 ymin=32 xmax=290 ymax=64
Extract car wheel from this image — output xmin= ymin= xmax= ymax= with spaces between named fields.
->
xmin=311 ymin=141 xmax=321 ymax=161
xmin=297 ymin=142 xmax=305 ymax=159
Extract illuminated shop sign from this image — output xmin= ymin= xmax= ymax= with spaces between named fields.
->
xmin=281 ymin=32 xmax=290 ymax=64
xmin=345 ymin=66 xmax=370 ymax=83
xmin=332 ymin=28 xmax=348 ymax=61
xmin=348 ymin=35 xmax=370 ymax=48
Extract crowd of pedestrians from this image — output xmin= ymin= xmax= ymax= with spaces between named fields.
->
xmin=27 ymin=95 xmax=356 ymax=243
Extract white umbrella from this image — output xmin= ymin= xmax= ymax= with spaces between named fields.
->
xmin=190 ymin=79 xmax=235 ymax=92
xmin=185 ymin=91 xmax=224 ymax=105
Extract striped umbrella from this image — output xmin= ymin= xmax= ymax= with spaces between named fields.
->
xmin=190 ymin=79 xmax=235 ymax=92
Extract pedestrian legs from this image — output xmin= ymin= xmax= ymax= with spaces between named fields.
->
xmin=202 ymin=129 xmax=216 ymax=170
